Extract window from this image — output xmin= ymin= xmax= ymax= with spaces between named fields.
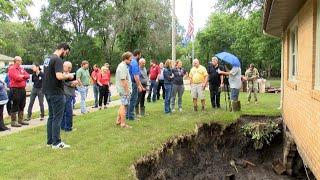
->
xmin=315 ymin=0 xmax=320 ymax=89
xmin=289 ymin=25 xmax=298 ymax=80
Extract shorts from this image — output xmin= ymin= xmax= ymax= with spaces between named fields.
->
xmin=191 ymin=84 xmax=205 ymax=100
xmin=230 ymin=88 xmax=240 ymax=101
xmin=120 ymin=94 xmax=130 ymax=106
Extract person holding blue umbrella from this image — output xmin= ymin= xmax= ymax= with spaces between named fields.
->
xmin=216 ymin=52 xmax=242 ymax=111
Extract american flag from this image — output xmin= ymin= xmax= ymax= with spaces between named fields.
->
xmin=183 ymin=0 xmax=194 ymax=45
xmin=187 ymin=0 xmax=194 ymax=38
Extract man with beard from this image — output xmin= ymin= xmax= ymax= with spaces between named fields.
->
xmin=43 ymin=43 xmax=74 ymax=149
xmin=126 ymin=50 xmax=144 ymax=120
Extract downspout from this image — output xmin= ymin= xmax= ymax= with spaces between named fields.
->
xmin=280 ymin=39 xmax=284 ymax=110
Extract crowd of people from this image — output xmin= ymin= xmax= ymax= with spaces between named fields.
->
xmin=0 ymin=42 xmax=261 ymax=149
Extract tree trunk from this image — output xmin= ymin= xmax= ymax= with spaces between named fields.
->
xmin=267 ymin=64 xmax=273 ymax=78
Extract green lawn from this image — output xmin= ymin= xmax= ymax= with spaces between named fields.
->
xmin=267 ymin=78 xmax=281 ymax=88
xmin=0 ymin=92 xmax=280 ymax=179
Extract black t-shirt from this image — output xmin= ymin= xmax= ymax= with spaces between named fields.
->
xmin=42 ymin=54 xmax=64 ymax=95
xmin=172 ymin=68 xmax=186 ymax=85
xmin=207 ymin=65 xmax=223 ymax=86
xmin=32 ymin=72 xmax=44 ymax=88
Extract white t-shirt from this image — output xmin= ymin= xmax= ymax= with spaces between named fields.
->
xmin=228 ymin=67 xmax=242 ymax=89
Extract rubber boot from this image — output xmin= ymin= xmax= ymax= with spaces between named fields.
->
xmin=18 ymin=111 xmax=29 ymax=125
xmin=135 ymin=107 xmax=141 ymax=118
xmin=11 ymin=112 xmax=21 ymax=127
xmin=140 ymin=107 xmax=145 ymax=116
xmin=232 ymin=101 xmax=241 ymax=112
xmin=0 ymin=118 xmax=10 ymax=131
xmin=26 ymin=114 xmax=31 ymax=121
xmin=135 ymin=107 xmax=140 ymax=116
xmin=194 ymin=106 xmax=198 ymax=112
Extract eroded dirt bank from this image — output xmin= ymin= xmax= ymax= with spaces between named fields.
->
xmin=134 ymin=116 xmax=310 ymax=180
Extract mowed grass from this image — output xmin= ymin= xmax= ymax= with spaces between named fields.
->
xmin=267 ymin=78 xmax=281 ymax=88
xmin=0 ymin=91 xmax=280 ymax=179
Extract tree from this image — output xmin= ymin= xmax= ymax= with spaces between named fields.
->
xmin=37 ymin=0 xmax=175 ymax=68
xmin=0 ymin=0 xmax=32 ymax=20
xmin=216 ymin=0 xmax=264 ymax=15
xmin=0 ymin=21 xmax=47 ymax=64
xmin=195 ymin=10 xmax=281 ymax=77
xmin=196 ymin=13 xmax=241 ymax=64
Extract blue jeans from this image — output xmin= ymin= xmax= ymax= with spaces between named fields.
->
xmin=147 ymin=80 xmax=158 ymax=102
xmin=127 ymin=83 xmax=138 ymax=120
xmin=45 ymin=94 xmax=65 ymax=145
xmin=93 ymin=84 xmax=99 ymax=107
xmin=78 ymin=86 xmax=88 ymax=113
xmin=164 ymin=84 xmax=172 ymax=114
xmin=231 ymin=88 xmax=240 ymax=101
xmin=61 ymin=95 xmax=73 ymax=131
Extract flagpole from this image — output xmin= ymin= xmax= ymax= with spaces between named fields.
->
xmin=192 ymin=34 xmax=194 ymax=61
xmin=191 ymin=0 xmax=194 ymax=61
xmin=172 ymin=0 xmax=176 ymax=61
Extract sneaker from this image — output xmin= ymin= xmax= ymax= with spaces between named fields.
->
xmin=65 ymin=128 xmax=76 ymax=132
xmin=172 ymin=109 xmax=176 ymax=112
xmin=120 ymin=124 xmax=132 ymax=128
xmin=40 ymin=117 xmax=44 ymax=121
xmin=52 ymin=142 xmax=70 ymax=149
xmin=0 ymin=127 xmax=10 ymax=131
xmin=179 ymin=108 xmax=182 ymax=112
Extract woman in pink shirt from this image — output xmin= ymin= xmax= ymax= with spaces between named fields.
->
xmin=97 ymin=66 xmax=110 ymax=109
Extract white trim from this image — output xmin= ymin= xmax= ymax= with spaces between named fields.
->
xmin=288 ymin=17 xmax=298 ymax=81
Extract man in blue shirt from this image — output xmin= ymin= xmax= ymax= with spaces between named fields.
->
xmin=126 ymin=49 xmax=144 ymax=120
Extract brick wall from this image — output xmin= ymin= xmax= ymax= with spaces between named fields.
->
xmin=282 ymin=0 xmax=320 ymax=178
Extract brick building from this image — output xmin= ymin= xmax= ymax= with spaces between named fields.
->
xmin=263 ymin=0 xmax=320 ymax=178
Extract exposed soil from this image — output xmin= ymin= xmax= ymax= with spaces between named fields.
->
xmin=134 ymin=116 xmax=311 ymax=180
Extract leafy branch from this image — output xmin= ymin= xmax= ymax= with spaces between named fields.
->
xmin=241 ymin=121 xmax=281 ymax=150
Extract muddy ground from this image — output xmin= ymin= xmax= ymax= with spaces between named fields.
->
xmin=134 ymin=116 xmax=312 ymax=180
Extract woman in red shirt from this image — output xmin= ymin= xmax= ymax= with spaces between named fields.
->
xmin=97 ymin=66 xmax=110 ymax=109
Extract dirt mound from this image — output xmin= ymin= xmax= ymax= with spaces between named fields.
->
xmin=134 ymin=116 xmax=302 ymax=180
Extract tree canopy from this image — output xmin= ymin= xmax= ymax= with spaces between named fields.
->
xmin=193 ymin=0 xmax=281 ymax=77
xmin=0 ymin=0 xmax=281 ymax=77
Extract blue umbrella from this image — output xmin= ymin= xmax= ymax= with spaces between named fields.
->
xmin=215 ymin=52 xmax=241 ymax=67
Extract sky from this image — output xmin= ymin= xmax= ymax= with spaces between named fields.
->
xmin=27 ymin=0 xmax=217 ymax=34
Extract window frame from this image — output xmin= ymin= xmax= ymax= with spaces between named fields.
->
xmin=288 ymin=19 xmax=298 ymax=81
xmin=315 ymin=0 xmax=320 ymax=89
